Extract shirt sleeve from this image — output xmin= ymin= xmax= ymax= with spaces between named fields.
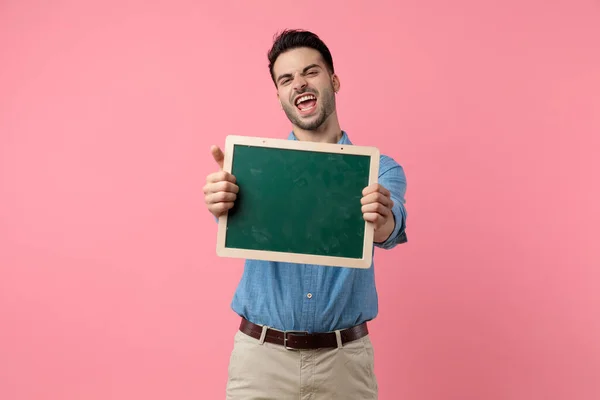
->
xmin=374 ymin=156 xmax=408 ymax=249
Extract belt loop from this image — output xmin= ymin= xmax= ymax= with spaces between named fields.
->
xmin=335 ymin=330 xmax=343 ymax=348
xmin=259 ymin=325 xmax=268 ymax=345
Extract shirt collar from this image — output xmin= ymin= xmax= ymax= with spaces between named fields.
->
xmin=287 ymin=131 xmax=353 ymax=145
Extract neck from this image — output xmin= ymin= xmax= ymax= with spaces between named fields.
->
xmin=292 ymin=112 xmax=342 ymax=143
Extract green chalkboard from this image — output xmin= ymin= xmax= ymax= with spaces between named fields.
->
xmin=216 ymin=135 xmax=380 ymax=269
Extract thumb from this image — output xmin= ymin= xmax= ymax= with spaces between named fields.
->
xmin=211 ymin=145 xmax=224 ymax=170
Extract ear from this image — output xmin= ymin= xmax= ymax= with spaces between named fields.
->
xmin=277 ymin=92 xmax=283 ymax=109
xmin=332 ymin=74 xmax=341 ymax=93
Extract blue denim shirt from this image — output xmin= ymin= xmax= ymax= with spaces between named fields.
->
xmin=229 ymin=131 xmax=407 ymax=333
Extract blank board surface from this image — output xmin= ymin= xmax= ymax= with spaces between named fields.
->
xmin=216 ymin=135 xmax=380 ymax=268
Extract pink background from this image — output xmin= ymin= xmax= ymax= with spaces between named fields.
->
xmin=1 ymin=1 xmax=599 ymax=399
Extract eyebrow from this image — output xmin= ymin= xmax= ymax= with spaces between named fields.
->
xmin=276 ymin=64 xmax=322 ymax=85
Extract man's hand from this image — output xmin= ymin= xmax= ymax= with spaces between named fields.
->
xmin=203 ymin=145 xmax=239 ymax=218
xmin=361 ymin=183 xmax=395 ymax=243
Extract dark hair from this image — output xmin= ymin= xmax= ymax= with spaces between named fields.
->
xmin=267 ymin=29 xmax=335 ymax=85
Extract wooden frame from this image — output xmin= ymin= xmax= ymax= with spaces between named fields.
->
xmin=216 ymin=135 xmax=380 ymax=269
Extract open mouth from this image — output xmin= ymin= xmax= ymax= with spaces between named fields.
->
xmin=294 ymin=94 xmax=317 ymax=113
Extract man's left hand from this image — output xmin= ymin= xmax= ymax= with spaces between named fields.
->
xmin=361 ymin=183 xmax=395 ymax=243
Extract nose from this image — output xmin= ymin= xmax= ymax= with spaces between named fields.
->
xmin=292 ymin=74 xmax=308 ymax=92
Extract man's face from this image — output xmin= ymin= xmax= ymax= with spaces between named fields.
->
xmin=272 ymin=47 xmax=338 ymax=131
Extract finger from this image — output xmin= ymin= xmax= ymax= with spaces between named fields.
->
xmin=211 ymin=145 xmax=225 ymax=170
xmin=363 ymin=212 xmax=385 ymax=228
xmin=360 ymin=192 xmax=393 ymax=208
xmin=203 ymin=181 xmax=239 ymax=195
xmin=206 ymin=171 xmax=237 ymax=184
xmin=361 ymin=202 xmax=391 ymax=216
xmin=362 ymin=183 xmax=390 ymax=197
xmin=205 ymin=191 xmax=237 ymax=204
xmin=361 ymin=183 xmax=378 ymax=196
xmin=210 ymin=202 xmax=234 ymax=216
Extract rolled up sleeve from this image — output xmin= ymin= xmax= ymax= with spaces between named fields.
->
xmin=375 ymin=157 xmax=408 ymax=249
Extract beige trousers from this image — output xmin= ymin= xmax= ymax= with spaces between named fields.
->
xmin=225 ymin=329 xmax=378 ymax=399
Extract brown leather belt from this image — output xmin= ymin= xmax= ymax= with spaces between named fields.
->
xmin=239 ymin=318 xmax=368 ymax=350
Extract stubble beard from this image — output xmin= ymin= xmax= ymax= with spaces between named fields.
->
xmin=282 ymin=86 xmax=336 ymax=131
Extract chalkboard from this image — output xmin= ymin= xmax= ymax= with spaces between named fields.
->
xmin=216 ymin=135 xmax=380 ymax=268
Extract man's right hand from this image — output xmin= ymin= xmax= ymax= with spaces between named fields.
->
xmin=203 ymin=145 xmax=239 ymax=218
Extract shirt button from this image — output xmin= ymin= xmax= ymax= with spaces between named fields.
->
xmin=306 ymin=293 xmax=313 ymax=299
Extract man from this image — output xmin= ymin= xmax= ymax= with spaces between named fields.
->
xmin=203 ymin=29 xmax=408 ymax=399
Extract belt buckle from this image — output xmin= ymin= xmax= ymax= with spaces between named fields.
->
xmin=283 ymin=330 xmax=309 ymax=350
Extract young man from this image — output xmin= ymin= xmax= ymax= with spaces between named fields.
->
xmin=203 ymin=30 xmax=408 ymax=399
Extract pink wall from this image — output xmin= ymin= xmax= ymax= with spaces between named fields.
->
xmin=1 ymin=1 xmax=599 ymax=399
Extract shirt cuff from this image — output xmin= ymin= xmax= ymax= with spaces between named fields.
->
xmin=374 ymin=200 xmax=407 ymax=249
